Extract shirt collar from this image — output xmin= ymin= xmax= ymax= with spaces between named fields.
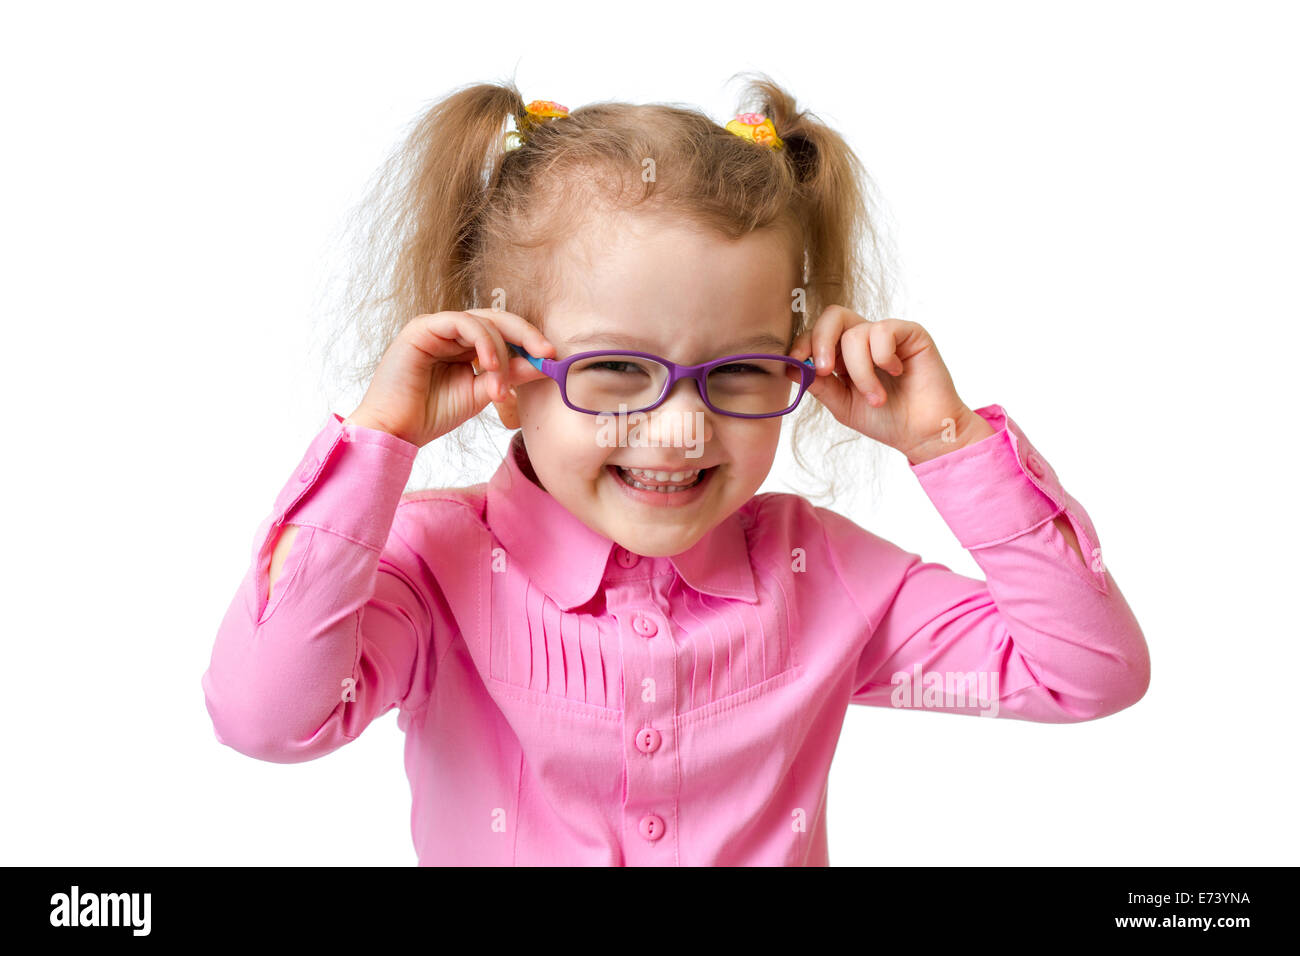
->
xmin=484 ymin=431 xmax=759 ymax=609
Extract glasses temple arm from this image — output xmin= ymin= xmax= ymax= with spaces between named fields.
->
xmin=508 ymin=343 xmax=544 ymax=371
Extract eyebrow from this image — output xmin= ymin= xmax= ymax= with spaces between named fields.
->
xmin=562 ymin=330 xmax=790 ymax=354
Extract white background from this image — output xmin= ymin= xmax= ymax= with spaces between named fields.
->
xmin=2 ymin=0 xmax=1296 ymax=866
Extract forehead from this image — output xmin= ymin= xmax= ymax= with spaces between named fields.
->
xmin=543 ymin=211 xmax=800 ymax=356
xmin=559 ymin=328 xmax=790 ymax=355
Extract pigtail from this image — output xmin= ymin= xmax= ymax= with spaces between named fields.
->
xmin=313 ymin=79 xmax=527 ymax=486
xmin=383 ymin=82 xmax=524 ymax=322
xmin=728 ymin=72 xmax=899 ymax=506
xmin=729 ymin=73 xmax=894 ymax=324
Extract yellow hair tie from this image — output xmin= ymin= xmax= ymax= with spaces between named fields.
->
xmin=725 ymin=112 xmax=784 ymax=150
xmin=502 ymin=100 xmax=783 ymax=153
xmin=503 ymin=99 xmax=570 ymax=151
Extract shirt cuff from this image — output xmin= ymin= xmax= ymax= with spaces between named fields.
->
xmin=270 ymin=412 xmax=420 ymax=551
xmin=908 ymin=404 xmax=1108 ymax=593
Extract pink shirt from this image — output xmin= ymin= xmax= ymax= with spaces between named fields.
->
xmin=202 ymin=404 xmax=1149 ymax=865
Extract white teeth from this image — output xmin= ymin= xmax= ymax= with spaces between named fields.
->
xmin=626 ymin=467 xmax=699 ymax=483
xmin=617 ymin=466 xmax=705 ymax=493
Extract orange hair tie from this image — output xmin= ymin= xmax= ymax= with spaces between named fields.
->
xmin=503 ymin=99 xmax=570 ymax=151
xmin=724 ymin=112 xmax=784 ymax=150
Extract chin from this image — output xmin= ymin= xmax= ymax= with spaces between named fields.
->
xmin=624 ymin=528 xmax=701 ymax=557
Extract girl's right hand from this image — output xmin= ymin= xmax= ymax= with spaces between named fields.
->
xmin=346 ymin=309 xmax=556 ymax=448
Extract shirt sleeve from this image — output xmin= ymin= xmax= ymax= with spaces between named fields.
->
xmin=201 ymin=412 xmax=442 ymax=762
xmin=821 ymin=404 xmax=1150 ymax=723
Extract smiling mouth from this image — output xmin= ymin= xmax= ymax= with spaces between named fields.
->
xmin=613 ymin=465 xmax=713 ymax=493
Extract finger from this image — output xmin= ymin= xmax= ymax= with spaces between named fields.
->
xmin=810 ymin=305 xmax=869 ymax=373
xmin=869 ymin=320 xmax=905 ymax=376
xmin=417 ymin=313 xmax=508 ymax=401
xmin=833 ymin=349 xmax=850 ymax=381
xmin=470 ymin=364 xmax=503 ymax=409
xmin=788 ymin=330 xmax=813 ymax=364
xmin=460 ymin=312 xmax=511 ymax=379
xmin=805 ymin=358 xmax=855 ymax=421
xmin=784 ymin=330 xmax=808 ymax=379
xmin=464 ymin=308 xmax=558 ymax=396
xmin=463 ymin=313 xmax=527 ymax=402
xmin=409 ymin=313 xmax=492 ymax=374
xmin=464 ymin=308 xmax=557 ymax=359
xmin=838 ymin=324 xmax=887 ymax=405
xmin=785 ymin=331 xmax=822 ymax=386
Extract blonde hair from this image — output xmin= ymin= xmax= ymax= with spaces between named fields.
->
xmin=314 ymin=71 xmax=900 ymax=506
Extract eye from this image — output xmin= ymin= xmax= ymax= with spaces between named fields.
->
xmin=579 ymin=360 xmax=648 ymax=375
xmin=711 ymin=363 xmax=771 ymax=376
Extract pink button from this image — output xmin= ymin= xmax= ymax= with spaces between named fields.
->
xmin=297 ymin=458 xmax=318 ymax=482
xmin=639 ymin=813 xmax=665 ymax=841
xmin=1026 ymin=452 xmax=1045 ymax=478
xmin=615 ymin=547 xmax=640 ymax=569
xmin=635 ymin=727 xmax=661 ymax=754
xmin=632 ymin=614 xmax=658 ymax=637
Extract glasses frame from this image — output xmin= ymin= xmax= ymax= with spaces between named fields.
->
xmin=508 ymin=344 xmax=817 ymax=419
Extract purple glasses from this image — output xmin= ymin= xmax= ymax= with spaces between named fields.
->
xmin=509 ymin=344 xmax=817 ymax=418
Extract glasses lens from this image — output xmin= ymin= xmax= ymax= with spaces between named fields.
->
xmin=564 ymin=354 xmax=671 ymax=413
xmin=706 ymin=358 xmax=803 ymax=415
xmin=563 ymin=354 xmax=806 ymax=415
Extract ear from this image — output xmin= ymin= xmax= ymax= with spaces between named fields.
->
xmin=493 ymin=387 xmax=521 ymax=429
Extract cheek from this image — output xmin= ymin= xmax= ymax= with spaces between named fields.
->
xmin=727 ymin=430 xmax=781 ymax=476
xmin=729 ymin=421 xmax=782 ymax=451
xmin=515 ymin=384 xmax=557 ymax=431
xmin=516 ymin=400 xmax=607 ymax=472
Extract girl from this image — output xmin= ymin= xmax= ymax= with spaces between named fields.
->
xmin=202 ymin=75 xmax=1150 ymax=866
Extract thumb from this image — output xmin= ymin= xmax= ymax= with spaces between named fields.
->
xmin=806 ymin=369 xmax=854 ymax=423
xmin=505 ymin=353 xmax=550 ymax=386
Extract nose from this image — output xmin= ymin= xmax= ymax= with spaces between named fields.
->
xmin=643 ymin=378 xmax=714 ymax=448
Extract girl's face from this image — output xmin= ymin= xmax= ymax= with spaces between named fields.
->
xmin=504 ymin=210 xmax=802 ymax=558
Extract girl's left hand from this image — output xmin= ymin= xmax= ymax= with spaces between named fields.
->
xmin=788 ymin=307 xmax=992 ymax=464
